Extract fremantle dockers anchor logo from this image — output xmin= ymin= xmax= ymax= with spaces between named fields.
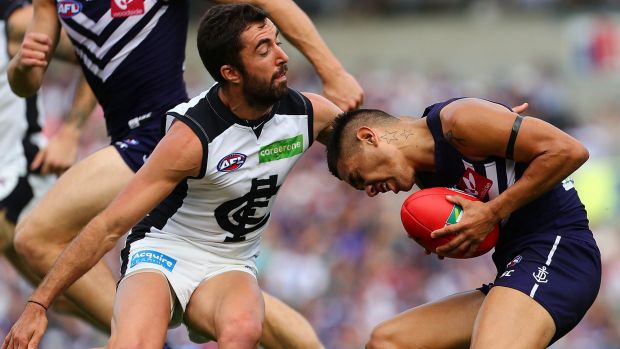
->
xmin=215 ymin=175 xmax=280 ymax=242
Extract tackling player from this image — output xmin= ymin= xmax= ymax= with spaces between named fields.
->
xmin=3 ymin=4 xmax=344 ymax=348
xmin=7 ymin=0 xmax=363 ymax=347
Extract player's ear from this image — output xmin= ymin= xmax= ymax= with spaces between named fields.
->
xmin=220 ymin=64 xmax=241 ymax=84
xmin=356 ymin=126 xmax=377 ymax=146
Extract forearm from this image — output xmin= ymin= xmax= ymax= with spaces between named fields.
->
xmin=7 ymin=58 xmax=46 ymax=96
xmin=29 ymin=216 xmax=123 ymax=307
xmin=8 ymin=0 xmax=60 ymax=96
xmin=63 ymin=76 xmax=97 ymax=132
xmin=54 ymin=29 xmax=78 ymax=63
xmin=487 ymin=149 xmax=588 ymax=221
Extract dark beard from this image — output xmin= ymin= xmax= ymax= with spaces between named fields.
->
xmin=241 ymin=65 xmax=288 ymax=109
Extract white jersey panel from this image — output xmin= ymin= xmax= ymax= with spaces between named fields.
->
xmin=146 ymin=93 xmax=311 ymax=259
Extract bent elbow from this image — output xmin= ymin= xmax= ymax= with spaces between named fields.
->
xmin=573 ymin=143 xmax=589 ymax=166
xmin=562 ymin=142 xmax=589 ymax=171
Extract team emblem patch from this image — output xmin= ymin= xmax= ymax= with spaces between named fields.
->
xmin=507 ymin=255 xmax=522 ymax=268
xmin=457 ymin=168 xmax=493 ymax=200
xmin=217 ymin=153 xmax=247 ymax=172
xmin=111 ymin=0 xmax=145 ymax=18
xmin=57 ymin=0 xmax=82 ymax=17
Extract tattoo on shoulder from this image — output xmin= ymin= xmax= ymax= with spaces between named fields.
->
xmin=444 ymin=130 xmax=466 ymax=146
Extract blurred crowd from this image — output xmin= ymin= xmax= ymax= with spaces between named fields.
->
xmin=2 ymin=10 xmax=620 ymax=349
xmin=189 ymin=0 xmax=620 ymax=17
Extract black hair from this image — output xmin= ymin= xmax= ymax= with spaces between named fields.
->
xmin=197 ymin=4 xmax=268 ymax=83
xmin=325 ymin=109 xmax=397 ymax=179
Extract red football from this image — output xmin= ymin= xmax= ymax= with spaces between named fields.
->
xmin=400 ymin=187 xmax=499 ymax=258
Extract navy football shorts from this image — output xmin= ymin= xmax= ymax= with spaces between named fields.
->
xmin=112 ymin=120 xmax=163 ymax=173
xmin=478 ymin=232 xmax=601 ymax=345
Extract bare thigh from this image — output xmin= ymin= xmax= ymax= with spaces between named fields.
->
xmin=368 ymin=290 xmax=485 ymax=349
xmin=472 ymin=286 xmax=555 ymax=349
xmin=107 ymin=271 xmax=171 ymax=349
xmin=184 ymin=271 xmax=264 ymax=341
xmin=17 ymin=146 xmax=134 ymax=246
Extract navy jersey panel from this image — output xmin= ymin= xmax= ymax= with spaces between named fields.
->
xmin=57 ymin=0 xmax=189 ymax=141
xmin=420 ymin=98 xmax=593 ymax=246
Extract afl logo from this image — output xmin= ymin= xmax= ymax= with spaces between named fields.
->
xmin=506 ymin=255 xmax=522 ymax=268
xmin=57 ymin=0 xmax=82 ymax=17
xmin=217 ymin=153 xmax=247 ymax=172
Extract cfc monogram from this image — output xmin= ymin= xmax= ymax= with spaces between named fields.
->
xmin=215 ymin=175 xmax=280 ymax=242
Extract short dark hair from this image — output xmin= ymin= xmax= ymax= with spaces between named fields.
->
xmin=325 ymin=109 xmax=397 ymax=179
xmin=197 ymin=4 xmax=268 ymax=83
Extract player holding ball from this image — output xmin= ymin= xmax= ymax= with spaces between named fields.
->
xmin=325 ymin=98 xmax=600 ymax=349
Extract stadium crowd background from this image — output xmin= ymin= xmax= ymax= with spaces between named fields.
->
xmin=1 ymin=1 xmax=620 ymax=348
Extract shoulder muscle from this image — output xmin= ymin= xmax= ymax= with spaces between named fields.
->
xmin=302 ymin=92 xmax=342 ymax=143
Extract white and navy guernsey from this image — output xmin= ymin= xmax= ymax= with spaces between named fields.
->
xmin=56 ymin=0 xmax=189 ymax=141
xmin=418 ymin=98 xmax=594 ymax=262
xmin=121 ymin=84 xmax=313 ymax=272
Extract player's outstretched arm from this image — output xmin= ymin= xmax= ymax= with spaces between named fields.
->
xmin=1 ymin=121 xmax=202 ymax=349
xmin=431 ymin=98 xmax=588 ymax=257
xmin=302 ymin=92 xmax=343 ymax=145
xmin=216 ymin=0 xmax=364 ymax=111
xmin=6 ymin=1 xmax=78 ymax=63
xmin=7 ymin=0 xmax=61 ymax=97
xmin=31 ymin=76 xmax=98 ymax=175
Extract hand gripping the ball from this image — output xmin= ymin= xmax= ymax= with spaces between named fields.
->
xmin=431 ymin=194 xmax=500 ymax=258
xmin=401 ymin=187 xmax=499 ymax=259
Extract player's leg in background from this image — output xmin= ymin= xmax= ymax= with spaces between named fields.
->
xmin=105 ymin=271 xmax=171 ymax=348
xmin=260 ymin=292 xmax=325 ymax=349
xmin=366 ymin=290 xmax=485 ymax=349
xmin=0 ymin=211 xmax=39 ymax=285
xmin=1 ymin=196 xmax=107 ymax=326
xmin=471 ymin=286 xmax=555 ymax=349
xmin=13 ymin=146 xmax=134 ymax=331
xmin=184 ymin=271 xmax=264 ymax=349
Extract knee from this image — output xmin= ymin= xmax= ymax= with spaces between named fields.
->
xmin=13 ymin=218 xmax=47 ymax=262
xmin=218 ymin=313 xmax=263 ymax=348
xmin=366 ymin=322 xmax=401 ymax=349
